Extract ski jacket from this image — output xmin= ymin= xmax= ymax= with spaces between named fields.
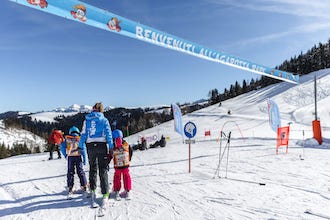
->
xmin=113 ymin=140 xmax=133 ymax=168
xmin=79 ymin=111 xmax=113 ymax=150
xmin=48 ymin=130 xmax=64 ymax=145
xmin=159 ymin=135 xmax=166 ymax=147
xmin=61 ymin=134 xmax=87 ymax=164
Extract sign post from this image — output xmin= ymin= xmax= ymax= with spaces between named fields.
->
xmin=184 ymin=121 xmax=197 ymax=173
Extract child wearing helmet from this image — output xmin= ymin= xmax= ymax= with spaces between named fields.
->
xmin=61 ymin=126 xmax=88 ymax=199
xmin=111 ymin=129 xmax=133 ymax=200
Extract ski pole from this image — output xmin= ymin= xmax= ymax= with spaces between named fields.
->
xmin=214 ymin=131 xmax=224 ymax=178
xmin=301 ymin=130 xmax=305 ymax=160
xmin=225 ymin=131 xmax=232 ymax=178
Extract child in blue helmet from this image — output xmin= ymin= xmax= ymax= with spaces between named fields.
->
xmin=61 ymin=126 xmax=88 ymax=199
xmin=111 ymin=129 xmax=133 ymax=200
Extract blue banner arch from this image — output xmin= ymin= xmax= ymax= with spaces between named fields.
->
xmin=11 ymin=0 xmax=299 ymax=84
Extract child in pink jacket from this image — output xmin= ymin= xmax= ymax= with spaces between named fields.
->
xmin=111 ymin=129 xmax=133 ymax=200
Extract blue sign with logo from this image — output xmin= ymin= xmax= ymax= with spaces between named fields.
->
xmin=184 ymin=121 xmax=197 ymax=138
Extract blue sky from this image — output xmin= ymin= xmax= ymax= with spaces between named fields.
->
xmin=2 ymin=0 xmax=330 ymax=113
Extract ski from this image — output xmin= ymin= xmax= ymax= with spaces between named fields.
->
xmin=42 ymin=157 xmax=62 ymax=161
xmin=305 ymin=209 xmax=330 ymax=219
xmin=224 ymin=177 xmax=266 ymax=186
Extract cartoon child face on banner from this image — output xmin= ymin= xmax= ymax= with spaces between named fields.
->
xmin=71 ymin=4 xmax=87 ymax=22
xmin=27 ymin=0 xmax=48 ymax=8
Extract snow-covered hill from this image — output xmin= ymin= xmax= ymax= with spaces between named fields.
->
xmin=0 ymin=104 xmax=90 ymax=148
xmin=0 ymin=104 xmax=106 ymax=148
xmin=0 ymin=70 xmax=330 ymax=219
xmin=0 ymin=120 xmax=46 ymax=150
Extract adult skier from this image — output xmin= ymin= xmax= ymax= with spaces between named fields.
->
xmin=79 ymin=102 xmax=114 ymax=211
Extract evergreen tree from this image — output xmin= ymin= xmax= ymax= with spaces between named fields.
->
xmin=208 ymin=89 xmax=220 ymax=104
xmin=229 ymin=84 xmax=235 ymax=97
xmin=0 ymin=142 xmax=9 ymax=159
xmin=234 ymin=81 xmax=242 ymax=96
xmin=242 ymin=79 xmax=248 ymax=94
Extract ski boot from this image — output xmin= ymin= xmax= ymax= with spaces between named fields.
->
xmin=67 ymin=187 xmax=73 ymax=200
xmin=90 ymin=191 xmax=98 ymax=208
xmin=125 ymin=190 xmax=131 ymax=200
xmin=114 ymin=191 xmax=121 ymax=201
xmin=98 ymin=194 xmax=109 ymax=217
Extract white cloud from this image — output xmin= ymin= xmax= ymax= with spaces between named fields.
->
xmin=232 ymin=22 xmax=330 ymax=47
xmin=205 ymin=0 xmax=330 ymax=47
xmin=208 ymin=0 xmax=330 ymax=19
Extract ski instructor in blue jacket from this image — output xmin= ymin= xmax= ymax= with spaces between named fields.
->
xmin=79 ymin=102 xmax=114 ymax=209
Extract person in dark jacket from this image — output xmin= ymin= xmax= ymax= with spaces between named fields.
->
xmin=149 ymin=135 xmax=166 ymax=148
xmin=140 ymin=136 xmax=147 ymax=150
xmin=159 ymin=135 xmax=166 ymax=147
xmin=78 ymin=102 xmax=114 ymax=208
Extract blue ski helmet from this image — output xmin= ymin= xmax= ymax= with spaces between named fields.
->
xmin=112 ymin=129 xmax=123 ymax=139
xmin=69 ymin=126 xmax=80 ymax=135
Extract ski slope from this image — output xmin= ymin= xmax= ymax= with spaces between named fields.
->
xmin=1 ymin=70 xmax=330 ymax=219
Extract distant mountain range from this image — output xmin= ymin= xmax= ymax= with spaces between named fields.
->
xmin=52 ymin=104 xmax=93 ymax=113
xmin=0 ymin=100 xmax=208 ymax=152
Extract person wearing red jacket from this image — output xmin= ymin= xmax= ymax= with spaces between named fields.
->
xmin=48 ymin=128 xmax=64 ymax=160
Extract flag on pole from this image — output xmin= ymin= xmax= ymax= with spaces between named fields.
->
xmin=172 ymin=103 xmax=183 ymax=136
xmin=204 ymin=130 xmax=211 ymax=136
xmin=277 ymin=126 xmax=290 ymax=147
xmin=276 ymin=126 xmax=290 ymax=154
xmin=267 ymin=99 xmax=281 ymax=133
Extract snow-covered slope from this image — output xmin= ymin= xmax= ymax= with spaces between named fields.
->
xmin=0 ymin=120 xmax=46 ymax=150
xmin=0 ymin=104 xmax=92 ymax=148
xmin=0 ymin=70 xmax=330 ymax=219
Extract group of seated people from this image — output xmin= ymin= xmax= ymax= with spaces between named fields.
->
xmin=132 ymin=135 xmax=166 ymax=151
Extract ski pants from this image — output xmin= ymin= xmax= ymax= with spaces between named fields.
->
xmin=113 ymin=167 xmax=131 ymax=192
xmin=49 ymin=144 xmax=61 ymax=159
xmin=67 ymin=156 xmax=87 ymax=188
xmin=87 ymin=142 xmax=109 ymax=195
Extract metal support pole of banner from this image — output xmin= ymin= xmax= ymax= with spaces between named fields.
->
xmin=225 ymin=132 xmax=232 ymax=178
xmin=214 ymin=131 xmax=266 ymax=185
xmin=300 ymin=130 xmax=305 ymax=160
xmin=213 ymin=132 xmax=224 ymax=178
xmin=213 ymin=131 xmax=230 ymax=178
